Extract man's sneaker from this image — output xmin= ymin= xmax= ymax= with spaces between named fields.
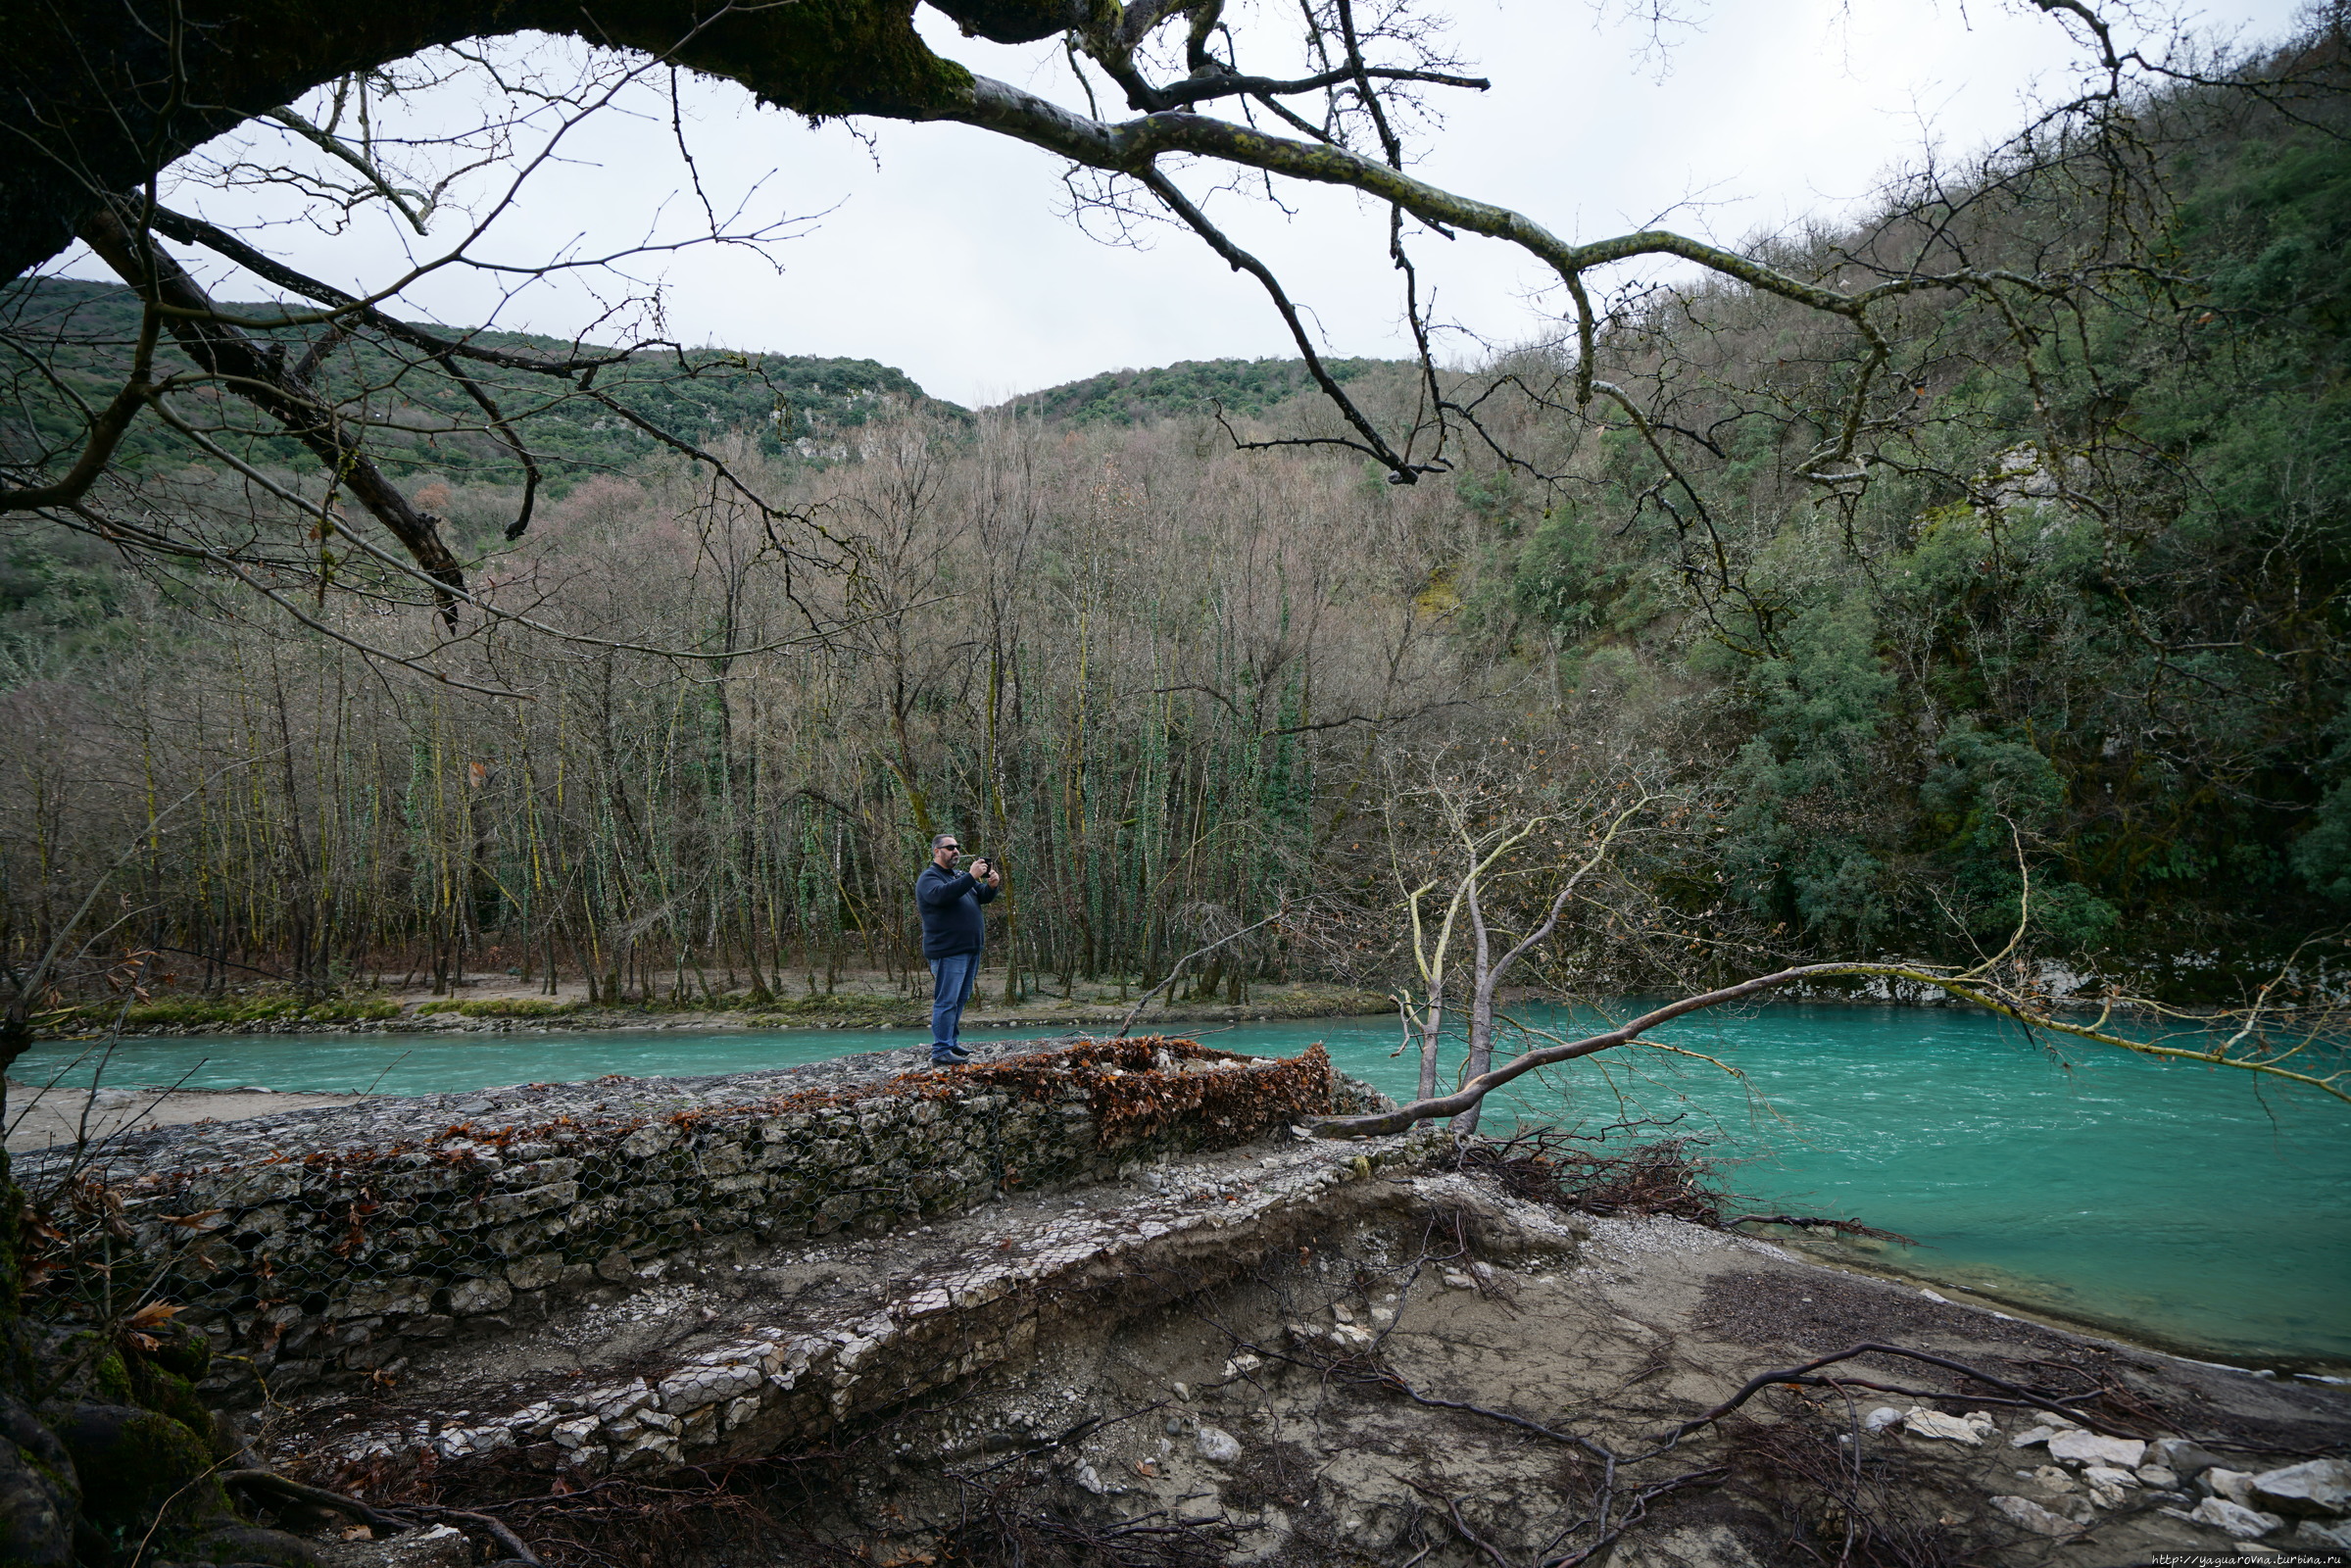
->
xmin=931 ymin=1044 xmax=974 ymax=1065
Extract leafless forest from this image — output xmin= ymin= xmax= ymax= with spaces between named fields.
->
xmin=4 ymin=12 xmax=2344 ymax=1017
xmin=3 ymin=382 xmax=1603 ymax=1004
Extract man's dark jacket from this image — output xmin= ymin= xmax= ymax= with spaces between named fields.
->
xmin=915 ymin=864 xmax=999 ymax=959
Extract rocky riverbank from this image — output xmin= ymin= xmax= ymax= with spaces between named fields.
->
xmin=29 ymin=978 xmax=1395 ymax=1040
xmin=235 ymin=1134 xmax=2351 ymax=1565
xmin=15 ymin=1037 xmax=2347 ymax=1567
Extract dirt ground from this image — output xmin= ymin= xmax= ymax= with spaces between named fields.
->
xmin=3 ymin=1077 xmax=371 ymax=1152
xmin=790 ymin=1193 xmax=2348 ymax=1566
xmin=252 ymin=1136 xmax=2350 ymax=1568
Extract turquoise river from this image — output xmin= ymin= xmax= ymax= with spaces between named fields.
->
xmin=13 ymin=1004 xmax=2348 ymax=1368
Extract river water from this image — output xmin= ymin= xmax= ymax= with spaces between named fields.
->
xmin=14 ymin=1004 xmax=2347 ymax=1367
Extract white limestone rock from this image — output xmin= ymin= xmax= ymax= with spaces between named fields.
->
xmin=1289 ymin=1316 xmax=1377 ymax=1351
xmin=2161 ymin=1497 xmax=2284 ymax=1539
xmin=558 ymin=1446 xmax=609 ymax=1478
xmin=2008 ymin=1413 xmax=2083 ymax=1447
xmin=366 ymin=1523 xmax=472 ymax=1568
xmin=605 ymin=1409 xmax=680 ymax=1439
xmin=2298 ymin=1519 xmax=2351 ymax=1550
xmin=499 ymin=1400 xmax=562 ymax=1436
xmin=1902 ymin=1409 xmax=1995 ymax=1446
xmin=689 ymin=1340 xmax=786 ymax=1374
xmin=2082 ymin=1465 xmax=2138 ymax=1510
xmin=548 ymin=1416 xmax=600 ymax=1450
xmin=2249 ymin=1458 xmax=2351 ymax=1518
xmin=612 ymin=1431 xmax=683 ymax=1470
xmin=2150 ymin=1437 xmax=2225 ymax=1475
xmin=2027 ymin=1465 xmax=2078 ymax=1494
xmin=430 ymin=1424 xmax=515 ymax=1460
xmin=2047 ymin=1430 xmax=2145 ymax=1468
xmin=1196 ymin=1426 xmax=1243 ymax=1464
xmin=584 ymin=1378 xmax=654 ymax=1418
xmin=658 ymin=1361 xmax=764 ymax=1414
xmin=1991 ymin=1495 xmax=2084 ymax=1537
xmin=504 ymin=1251 xmax=565 ymax=1291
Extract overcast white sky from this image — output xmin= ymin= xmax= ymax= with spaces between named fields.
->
xmin=70 ymin=0 xmax=2303 ymax=407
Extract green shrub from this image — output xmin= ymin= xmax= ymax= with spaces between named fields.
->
xmin=453 ymin=998 xmax=580 ymax=1018
xmin=300 ymin=998 xmax=401 ymax=1023
xmin=38 ymin=993 xmax=401 ymax=1030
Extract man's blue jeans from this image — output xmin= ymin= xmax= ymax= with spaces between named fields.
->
xmin=928 ymin=951 xmax=980 ymax=1058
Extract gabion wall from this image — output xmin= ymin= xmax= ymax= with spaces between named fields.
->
xmin=28 ymin=1038 xmax=1371 ymax=1404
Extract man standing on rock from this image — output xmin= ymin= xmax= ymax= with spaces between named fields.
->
xmin=916 ymin=833 xmax=1000 ymax=1065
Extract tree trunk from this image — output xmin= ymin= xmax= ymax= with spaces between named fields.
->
xmin=1454 ymin=879 xmax=1497 ymax=1136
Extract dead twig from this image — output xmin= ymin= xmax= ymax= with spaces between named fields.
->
xmin=1110 ymin=904 xmax=1291 ymax=1040
xmin=220 ymin=1469 xmax=410 ymax=1533
xmin=1405 ymin=1482 xmax=1514 ymax=1568
xmin=409 ymin=1504 xmax=545 ymax=1565
xmin=1652 ymin=1343 xmax=2156 ymax=1449
xmin=1541 ymin=1466 xmax=1728 ymax=1568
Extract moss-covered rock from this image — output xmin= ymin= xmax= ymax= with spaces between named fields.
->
xmin=186 ymin=1519 xmax=325 ymax=1565
xmin=49 ymin=1401 xmax=225 ymax=1536
xmin=0 ymin=1439 xmax=74 ymax=1567
xmin=0 ymin=1392 xmax=76 ymax=1568
xmin=88 ymin=1346 xmax=134 ymax=1405
xmin=145 ymin=1328 xmax=211 ymax=1385
xmin=125 ymin=1358 xmax=215 ymax=1446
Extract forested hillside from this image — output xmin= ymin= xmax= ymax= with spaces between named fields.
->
xmin=1447 ymin=68 xmax=2351 ymax=985
xmin=3 ymin=277 xmax=946 ymax=500
xmin=1001 ymin=356 xmax=1398 ymax=426
xmin=0 ymin=41 xmax=2342 ymax=1008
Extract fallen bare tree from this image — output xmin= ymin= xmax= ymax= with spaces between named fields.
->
xmin=1376 ymin=754 xmax=1678 ymax=1134
xmin=1318 ymin=901 xmax=2351 ymax=1137
xmin=1319 ymin=748 xmax=2351 ymax=1136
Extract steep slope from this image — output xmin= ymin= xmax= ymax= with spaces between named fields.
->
xmin=0 ymin=275 xmax=952 ymax=486
xmin=1000 ymin=355 xmax=1404 ymax=426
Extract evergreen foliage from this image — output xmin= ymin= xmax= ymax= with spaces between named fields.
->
xmin=0 ymin=276 xmax=951 ymax=495
xmin=1454 ymin=69 xmax=2351 ymax=981
xmin=1000 ymin=356 xmax=1397 ymax=425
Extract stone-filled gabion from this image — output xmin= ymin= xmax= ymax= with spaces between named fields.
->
xmin=20 ymin=1038 xmax=1379 ymax=1403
